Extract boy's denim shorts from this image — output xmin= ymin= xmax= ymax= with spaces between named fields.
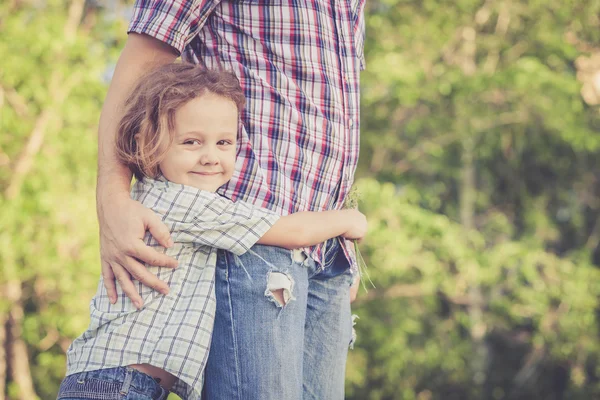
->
xmin=57 ymin=366 xmax=169 ymax=400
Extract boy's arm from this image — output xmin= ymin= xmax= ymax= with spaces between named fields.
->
xmin=97 ymin=33 xmax=178 ymax=308
xmin=169 ymin=192 xmax=366 ymax=253
xmin=258 ymin=209 xmax=367 ymax=249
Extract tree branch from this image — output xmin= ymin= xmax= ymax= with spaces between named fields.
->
xmin=4 ymin=0 xmax=85 ymax=200
xmin=0 ymin=85 xmax=30 ymax=118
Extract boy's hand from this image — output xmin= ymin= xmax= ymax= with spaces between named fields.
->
xmin=341 ymin=209 xmax=367 ymax=241
xmin=99 ymin=194 xmax=178 ymax=309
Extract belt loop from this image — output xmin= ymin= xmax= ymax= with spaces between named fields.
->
xmin=120 ymin=367 xmax=133 ymax=395
xmin=76 ymin=371 xmax=87 ymax=384
xmin=157 ymin=386 xmax=169 ymax=400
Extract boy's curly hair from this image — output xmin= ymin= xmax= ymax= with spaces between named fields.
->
xmin=116 ymin=63 xmax=246 ymax=180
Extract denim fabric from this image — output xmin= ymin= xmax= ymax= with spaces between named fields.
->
xmin=57 ymin=366 xmax=169 ymax=400
xmin=203 ymin=238 xmax=354 ymax=400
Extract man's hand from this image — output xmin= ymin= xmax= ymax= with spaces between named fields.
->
xmin=94 ymin=33 xmax=179 ymax=309
xmin=99 ymin=194 xmax=178 ymax=309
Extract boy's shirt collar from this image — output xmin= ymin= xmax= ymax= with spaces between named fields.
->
xmin=141 ymin=174 xmax=232 ymax=200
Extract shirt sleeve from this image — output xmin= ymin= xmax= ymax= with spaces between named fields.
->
xmin=127 ymin=0 xmax=222 ymax=54
xmin=173 ymin=194 xmax=281 ymax=255
xmin=135 ymin=180 xmax=280 ymax=255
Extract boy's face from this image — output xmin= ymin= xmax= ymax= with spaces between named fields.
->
xmin=159 ymin=93 xmax=238 ymax=192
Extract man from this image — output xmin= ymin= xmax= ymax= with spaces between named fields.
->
xmin=97 ymin=1 xmax=366 ymax=399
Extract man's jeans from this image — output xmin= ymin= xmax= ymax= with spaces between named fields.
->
xmin=56 ymin=366 xmax=169 ymax=400
xmin=203 ymin=239 xmax=354 ymax=400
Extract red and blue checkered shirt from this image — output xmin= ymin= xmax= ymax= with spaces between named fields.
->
xmin=128 ymin=0 xmax=366 ymax=270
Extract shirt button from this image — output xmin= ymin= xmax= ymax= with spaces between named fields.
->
xmin=348 ymin=119 xmax=354 ymax=128
xmin=344 ymin=77 xmax=349 ymax=83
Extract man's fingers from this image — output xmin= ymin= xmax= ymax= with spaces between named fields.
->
xmin=123 ymin=254 xmax=170 ymax=296
xmin=101 ymin=260 xmax=118 ymax=304
xmin=111 ymin=262 xmax=144 ymax=309
xmin=131 ymin=240 xmax=178 ymax=269
xmin=145 ymin=211 xmax=174 ymax=249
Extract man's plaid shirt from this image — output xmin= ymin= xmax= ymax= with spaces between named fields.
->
xmin=128 ymin=0 xmax=366 ymax=271
xmin=66 ymin=178 xmax=280 ymax=400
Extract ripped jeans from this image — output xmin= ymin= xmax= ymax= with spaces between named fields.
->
xmin=202 ymin=239 xmax=354 ymax=400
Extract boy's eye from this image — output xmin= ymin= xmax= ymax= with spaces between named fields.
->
xmin=184 ymin=139 xmax=201 ymax=145
xmin=217 ymin=140 xmax=233 ymax=146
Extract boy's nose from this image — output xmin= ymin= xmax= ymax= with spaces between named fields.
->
xmin=199 ymin=150 xmax=219 ymax=165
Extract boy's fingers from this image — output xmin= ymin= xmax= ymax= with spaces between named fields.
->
xmin=145 ymin=211 xmax=174 ymax=248
xmin=112 ymin=262 xmax=144 ymax=309
xmin=124 ymin=252 xmax=170 ymax=296
xmin=101 ymin=260 xmax=118 ymax=304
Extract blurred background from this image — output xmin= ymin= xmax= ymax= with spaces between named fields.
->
xmin=1 ymin=0 xmax=600 ymax=399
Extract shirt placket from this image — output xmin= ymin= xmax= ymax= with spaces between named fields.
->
xmin=331 ymin=0 xmax=358 ymax=205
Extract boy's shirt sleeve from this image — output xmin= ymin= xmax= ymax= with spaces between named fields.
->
xmin=173 ymin=194 xmax=281 ymax=255
xmin=128 ymin=0 xmax=222 ymax=55
xmin=135 ymin=179 xmax=280 ymax=256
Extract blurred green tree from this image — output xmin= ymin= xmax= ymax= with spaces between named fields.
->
xmin=348 ymin=0 xmax=600 ymax=399
xmin=0 ymin=1 xmax=126 ymax=398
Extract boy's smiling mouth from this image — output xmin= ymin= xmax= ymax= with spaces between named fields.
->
xmin=190 ymin=171 xmax=221 ymax=176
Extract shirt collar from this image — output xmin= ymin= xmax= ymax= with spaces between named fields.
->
xmin=140 ymin=174 xmax=232 ymax=200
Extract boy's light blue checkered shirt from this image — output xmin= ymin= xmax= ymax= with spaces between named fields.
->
xmin=66 ymin=177 xmax=280 ymax=400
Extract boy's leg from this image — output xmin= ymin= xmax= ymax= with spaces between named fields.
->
xmin=303 ymin=247 xmax=354 ymax=400
xmin=203 ymin=245 xmax=310 ymax=400
xmin=57 ymin=366 xmax=169 ymax=400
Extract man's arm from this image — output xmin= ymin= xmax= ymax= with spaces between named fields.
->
xmin=97 ymin=33 xmax=178 ymax=308
xmin=258 ymin=209 xmax=367 ymax=249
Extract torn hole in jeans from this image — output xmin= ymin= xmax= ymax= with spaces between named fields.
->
xmin=350 ymin=314 xmax=359 ymax=349
xmin=265 ymin=271 xmax=295 ymax=307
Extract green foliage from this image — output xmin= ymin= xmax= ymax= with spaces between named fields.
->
xmin=0 ymin=1 xmax=127 ymax=399
xmin=349 ymin=0 xmax=600 ymax=398
xmin=347 ymin=179 xmax=600 ymax=399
